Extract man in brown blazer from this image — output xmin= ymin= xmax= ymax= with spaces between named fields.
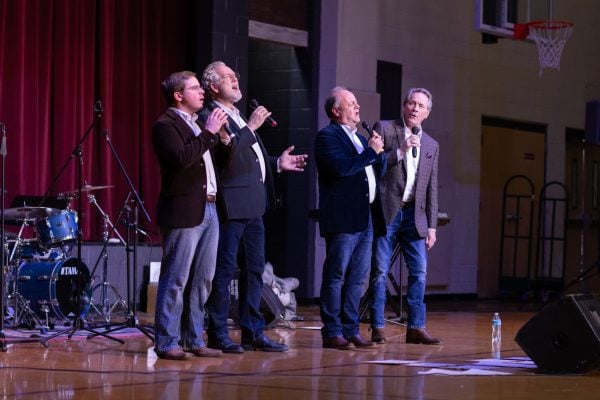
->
xmin=368 ymin=87 xmax=442 ymax=345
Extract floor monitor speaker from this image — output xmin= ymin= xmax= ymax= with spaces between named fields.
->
xmin=515 ymin=294 xmax=600 ymax=374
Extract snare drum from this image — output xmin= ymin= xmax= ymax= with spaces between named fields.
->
xmin=35 ymin=210 xmax=78 ymax=248
xmin=17 ymin=258 xmax=91 ymax=320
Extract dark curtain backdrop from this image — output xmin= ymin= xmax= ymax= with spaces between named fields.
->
xmin=0 ymin=0 xmax=196 ymax=242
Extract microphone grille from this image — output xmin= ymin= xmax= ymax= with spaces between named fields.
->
xmin=361 ymin=121 xmax=370 ymax=130
xmin=411 ymin=126 xmax=420 ymax=135
xmin=250 ymin=99 xmax=259 ymax=108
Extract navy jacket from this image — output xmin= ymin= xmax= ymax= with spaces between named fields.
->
xmin=315 ymin=122 xmax=386 ymax=237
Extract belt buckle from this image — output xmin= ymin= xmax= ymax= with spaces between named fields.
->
xmin=207 ymin=194 xmax=216 ymax=203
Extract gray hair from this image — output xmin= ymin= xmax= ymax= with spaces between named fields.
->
xmin=403 ymin=88 xmax=433 ymax=110
xmin=201 ymin=61 xmax=226 ymax=94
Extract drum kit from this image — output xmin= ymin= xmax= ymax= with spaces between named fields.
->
xmin=2 ymin=185 xmax=122 ymax=332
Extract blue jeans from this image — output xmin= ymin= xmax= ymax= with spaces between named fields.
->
xmin=369 ymin=205 xmax=427 ymax=329
xmin=320 ymin=215 xmax=373 ymax=339
xmin=155 ymin=203 xmax=219 ymax=353
xmin=206 ymin=217 xmax=266 ymax=342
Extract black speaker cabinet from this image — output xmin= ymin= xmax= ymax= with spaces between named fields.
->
xmin=515 ymin=294 xmax=600 ymax=374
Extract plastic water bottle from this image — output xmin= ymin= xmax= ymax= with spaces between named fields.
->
xmin=491 ymin=312 xmax=502 ymax=342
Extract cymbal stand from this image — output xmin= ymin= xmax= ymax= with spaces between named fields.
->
xmin=87 ymin=130 xmax=153 ymax=342
xmin=87 ymin=194 xmax=127 ymax=326
xmin=41 ymin=102 xmax=124 ymax=346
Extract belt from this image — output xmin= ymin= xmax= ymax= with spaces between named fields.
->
xmin=399 ymin=201 xmax=415 ymax=209
xmin=207 ymin=194 xmax=216 ymax=203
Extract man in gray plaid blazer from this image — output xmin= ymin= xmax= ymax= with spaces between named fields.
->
xmin=368 ymin=87 xmax=442 ymax=345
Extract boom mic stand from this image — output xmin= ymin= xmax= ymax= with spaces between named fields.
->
xmin=88 ymin=129 xmax=153 ymax=342
xmin=41 ymin=102 xmax=123 ymax=346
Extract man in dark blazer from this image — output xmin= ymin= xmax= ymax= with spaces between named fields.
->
xmin=368 ymin=87 xmax=442 ymax=345
xmin=315 ymin=86 xmax=386 ymax=350
xmin=152 ymin=70 xmax=230 ymax=360
xmin=199 ymin=61 xmax=307 ymax=354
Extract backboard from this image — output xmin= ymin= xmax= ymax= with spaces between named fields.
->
xmin=475 ymin=0 xmax=551 ymax=39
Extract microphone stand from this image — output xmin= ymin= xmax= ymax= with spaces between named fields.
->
xmin=41 ymin=103 xmax=124 ymax=346
xmin=0 ymin=123 xmax=39 ymax=350
xmin=87 ymin=130 xmax=153 ymax=342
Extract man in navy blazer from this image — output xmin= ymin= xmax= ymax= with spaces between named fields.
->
xmin=315 ymin=87 xmax=386 ymax=350
xmin=199 ymin=61 xmax=307 ymax=354
xmin=368 ymin=87 xmax=442 ymax=345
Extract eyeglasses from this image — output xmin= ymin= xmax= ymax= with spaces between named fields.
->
xmin=221 ymin=72 xmax=240 ymax=82
xmin=183 ymin=85 xmax=202 ymax=92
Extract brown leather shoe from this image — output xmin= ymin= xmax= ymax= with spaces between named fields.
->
xmin=156 ymin=348 xmax=191 ymax=360
xmin=323 ymin=335 xmax=354 ymax=350
xmin=346 ymin=335 xmax=375 ymax=348
xmin=371 ymin=327 xmax=386 ymax=344
xmin=185 ymin=347 xmax=222 ymax=357
xmin=406 ymin=328 xmax=443 ymax=345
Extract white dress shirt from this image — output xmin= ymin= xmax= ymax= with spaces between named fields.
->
xmin=341 ymin=124 xmax=376 ymax=204
xmin=170 ymin=107 xmax=217 ymax=197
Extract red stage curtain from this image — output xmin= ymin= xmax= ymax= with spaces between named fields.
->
xmin=0 ymin=0 xmax=194 ymax=242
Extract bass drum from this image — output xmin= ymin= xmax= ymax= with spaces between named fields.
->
xmin=17 ymin=258 xmax=91 ymax=321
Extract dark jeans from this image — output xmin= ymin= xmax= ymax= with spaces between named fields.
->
xmin=206 ymin=217 xmax=266 ymax=342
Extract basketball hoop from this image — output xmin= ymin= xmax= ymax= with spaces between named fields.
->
xmin=526 ymin=20 xmax=573 ymax=76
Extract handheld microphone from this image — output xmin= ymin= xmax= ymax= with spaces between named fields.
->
xmin=250 ymin=99 xmax=278 ymax=127
xmin=411 ymin=126 xmax=419 ymax=158
xmin=361 ymin=121 xmax=374 ymax=138
xmin=205 ymin=101 xmax=233 ymax=137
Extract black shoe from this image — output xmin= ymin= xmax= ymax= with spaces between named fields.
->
xmin=242 ymin=335 xmax=289 ymax=352
xmin=207 ymin=337 xmax=244 ymax=354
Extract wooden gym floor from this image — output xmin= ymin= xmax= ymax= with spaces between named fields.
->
xmin=1 ymin=304 xmax=599 ymax=400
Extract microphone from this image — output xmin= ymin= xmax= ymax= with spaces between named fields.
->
xmin=0 ymin=122 xmax=6 ymax=157
xmin=361 ymin=121 xmax=374 ymax=138
xmin=204 ymin=101 xmax=233 ymax=137
xmin=411 ymin=126 xmax=419 ymax=158
xmin=94 ymin=100 xmax=103 ymax=115
xmin=250 ymin=99 xmax=278 ymax=127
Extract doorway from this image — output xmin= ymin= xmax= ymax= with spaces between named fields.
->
xmin=478 ymin=117 xmax=546 ymax=298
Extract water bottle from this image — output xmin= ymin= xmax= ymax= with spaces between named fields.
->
xmin=491 ymin=312 xmax=502 ymax=342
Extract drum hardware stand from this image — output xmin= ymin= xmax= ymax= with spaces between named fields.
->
xmin=0 ymin=123 xmax=41 ymax=349
xmin=87 ymin=130 xmax=154 ymax=342
xmin=40 ymin=102 xmax=124 ymax=346
xmin=87 ymin=194 xmax=127 ymax=326
xmin=6 ymin=291 xmax=49 ymax=333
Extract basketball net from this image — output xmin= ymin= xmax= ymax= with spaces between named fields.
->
xmin=526 ymin=20 xmax=573 ymax=77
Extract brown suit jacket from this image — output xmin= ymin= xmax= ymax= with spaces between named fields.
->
xmin=152 ymin=108 xmax=219 ymax=228
xmin=374 ymin=119 xmax=439 ymax=238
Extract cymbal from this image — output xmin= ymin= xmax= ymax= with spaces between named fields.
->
xmin=63 ymin=184 xmax=114 ymax=196
xmin=2 ymin=206 xmax=59 ymax=221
